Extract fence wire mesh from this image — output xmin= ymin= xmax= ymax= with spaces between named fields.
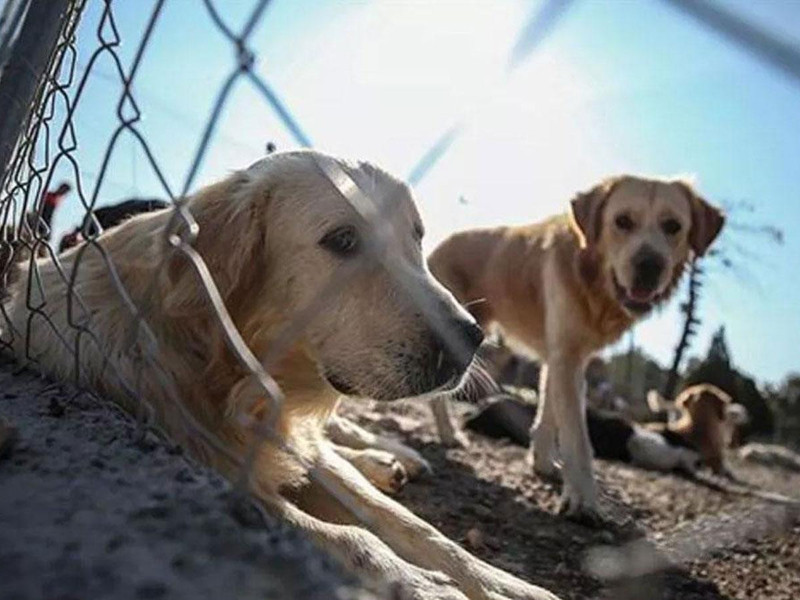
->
xmin=1 ymin=0 xmax=799 ymax=596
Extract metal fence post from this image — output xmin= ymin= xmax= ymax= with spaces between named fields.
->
xmin=0 ymin=0 xmax=71 ymax=185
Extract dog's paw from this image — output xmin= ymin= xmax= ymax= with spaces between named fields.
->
xmin=351 ymin=449 xmax=409 ymax=495
xmin=388 ymin=569 xmax=469 ymax=600
xmin=557 ymin=485 xmax=603 ymax=527
xmin=380 ymin=441 xmax=432 ymax=479
xmin=527 ymin=450 xmax=561 ymax=484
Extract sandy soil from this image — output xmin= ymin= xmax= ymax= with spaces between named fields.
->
xmin=339 ymin=397 xmax=800 ymax=600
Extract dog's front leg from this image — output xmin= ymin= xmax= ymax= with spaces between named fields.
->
xmin=546 ymin=351 xmax=599 ymax=523
xmin=269 ymin=495 xmax=470 ymax=600
xmin=328 ymin=413 xmax=432 ymax=477
xmin=331 ymin=444 xmax=409 ymax=494
xmin=313 ymin=444 xmax=561 ymax=600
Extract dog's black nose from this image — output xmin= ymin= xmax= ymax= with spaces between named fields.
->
xmin=460 ymin=319 xmax=485 ymax=351
xmin=438 ymin=318 xmax=484 ymax=375
xmin=632 ymin=247 xmax=665 ymax=291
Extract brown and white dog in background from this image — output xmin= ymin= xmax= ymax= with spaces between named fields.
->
xmin=428 ymin=175 xmax=724 ymax=521
xmin=646 ymin=384 xmax=735 ymax=476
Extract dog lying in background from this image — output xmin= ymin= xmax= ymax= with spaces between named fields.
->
xmin=2 ymin=150 xmax=558 ymax=600
xmin=429 ymin=175 xmax=724 ymax=520
xmin=464 ymin=342 xmax=735 ymax=476
xmin=645 ymin=384 xmax=745 ymax=476
xmin=58 ymin=198 xmax=171 ymax=253
xmin=644 ymin=384 xmax=733 ymax=476
xmin=466 ymin=396 xmax=701 ymax=474
xmin=1 ymin=184 xmax=70 ymax=296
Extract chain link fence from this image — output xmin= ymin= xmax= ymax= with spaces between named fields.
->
xmin=1 ymin=0 xmax=799 ymax=597
xmin=0 ymin=0 xmax=486 ymax=555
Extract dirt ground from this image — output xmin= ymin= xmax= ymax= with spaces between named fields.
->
xmin=339 ymin=397 xmax=800 ymax=600
xmin=0 ymin=363 xmax=374 ymax=600
xmin=3 ymin=357 xmax=799 ymax=600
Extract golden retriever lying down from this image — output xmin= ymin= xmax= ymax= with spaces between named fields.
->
xmin=429 ymin=175 xmax=724 ymax=522
xmin=1 ymin=150 xmax=558 ymax=600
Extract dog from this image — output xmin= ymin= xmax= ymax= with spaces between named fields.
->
xmin=1 ymin=183 xmax=70 ymax=296
xmin=428 ymin=175 xmax=724 ymax=521
xmin=465 ymin=395 xmax=701 ymax=475
xmin=646 ymin=384 xmax=735 ymax=476
xmin=58 ymin=197 xmax=170 ymax=253
xmin=2 ymin=150 xmax=559 ymax=600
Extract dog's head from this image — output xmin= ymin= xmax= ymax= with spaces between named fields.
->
xmin=675 ymin=384 xmax=732 ymax=472
xmin=570 ymin=175 xmax=724 ymax=316
xmin=166 ymin=150 xmax=482 ymax=402
xmin=676 ymin=384 xmax=732 ymax=421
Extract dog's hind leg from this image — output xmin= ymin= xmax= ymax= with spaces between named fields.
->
xmin=327 ymin=413 xmax=431 ymax=478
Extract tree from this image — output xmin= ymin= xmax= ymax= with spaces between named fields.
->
xmin=663 ymin=203 xmax=783 ymax=399
xmin=707 ymin=326 xmax=731 ymax=366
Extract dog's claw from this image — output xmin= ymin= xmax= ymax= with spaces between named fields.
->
xmin=558 ymin=495 xmax=604 ymax=528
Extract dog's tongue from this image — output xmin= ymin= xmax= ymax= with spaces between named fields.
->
xmin=629 ymin=287 xmax=655 ymax=303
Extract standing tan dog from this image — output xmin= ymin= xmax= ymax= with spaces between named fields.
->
xmin=428 ymin=175 xmax=724 ymax=521
xmin=2 ymin=150 xmax=558 ymax=600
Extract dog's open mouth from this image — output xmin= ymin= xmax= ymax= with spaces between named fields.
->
xmin=612 ymin=272 xmax=659 ymax=314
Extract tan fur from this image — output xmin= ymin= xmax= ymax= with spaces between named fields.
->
xmin=429 ymin=175 xmax=724 ymax=520
xmin=1 ymin=150 xmax=558 ymax=600
xmin=656 ymin=384 xmax=732 ymax=474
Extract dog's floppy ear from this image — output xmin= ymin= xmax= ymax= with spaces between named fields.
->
xmin=161 ymin=173 xmax=267 ymax=315
xmin=676 ymin=181 xmax=725 ymax=257
xmin=706 ymin=386 xmax=732 ymax=421
xmin=569 ymin=177 xmax=620 ymax=248
xmin=675 ymin=386 xmax=697 ymax=411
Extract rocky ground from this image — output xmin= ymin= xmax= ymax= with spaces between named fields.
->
xmin=2 ymin=357 xmax=799 ymax=600
xmin=0 ymin=363 xmax=374 ymax=600
xmin=339 ymin=397 xmax=800 ymax=600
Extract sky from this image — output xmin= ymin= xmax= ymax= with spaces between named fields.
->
xmin=37 ymin=0 xmax=800 ymax=385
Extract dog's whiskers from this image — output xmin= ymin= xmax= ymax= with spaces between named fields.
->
xmin=462 ymin=297 xmax=487 ymax=309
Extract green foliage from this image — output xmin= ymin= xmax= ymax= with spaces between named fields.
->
xmin=766 ymin=374 xmax=800 ymax=448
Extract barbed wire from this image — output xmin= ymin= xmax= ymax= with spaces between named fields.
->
xmin=1 ymin=1 xmax=799 ymax=597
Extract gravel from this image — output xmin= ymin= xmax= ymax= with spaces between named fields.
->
xmin=0 ymin=361 xmax=375 ymax=600
xmin=340 ymin=396 xmax=800 ymax=600
xmin=3 ymin=354 xmax=798 ymax=600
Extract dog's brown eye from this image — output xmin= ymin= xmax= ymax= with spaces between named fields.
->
xmin=615 ymin=214 xmax=635 ymax=232
xmin=320 ymin=225 xmax=359 ymax=257
xmin=662 ymin=218 xmax=682 ymax=235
